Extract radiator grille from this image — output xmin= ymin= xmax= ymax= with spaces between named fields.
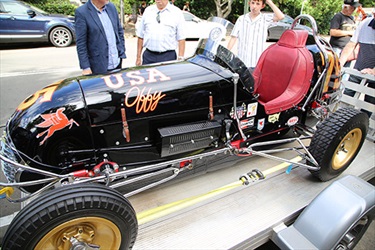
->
xmin=158 ymin=121 xmax=221 ymax=157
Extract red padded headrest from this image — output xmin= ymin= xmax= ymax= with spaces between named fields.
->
xmin=277 ymin=29 xmax=308 ymax=48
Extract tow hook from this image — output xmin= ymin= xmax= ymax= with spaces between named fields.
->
xmin=239 ymin=169 xmax=265 ymax=185
xmin=180 ymin=160 xmax=193 ymax=169
xmin=72 ymin=160 xmax=119 ymax=178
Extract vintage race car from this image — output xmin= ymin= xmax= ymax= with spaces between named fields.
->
xmin=0 ymin=15 xmax=369 ymax=249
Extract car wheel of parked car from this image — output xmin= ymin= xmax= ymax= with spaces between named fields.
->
xmin=308 ymin=108 xmax=368 ymax=181
xmin=1 ymin=184 xmax=138 ymax=249
xmin=49 ymin=26 xmax=73 ymax=47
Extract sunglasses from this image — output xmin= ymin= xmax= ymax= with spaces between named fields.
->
xmin=156 ymin=11 xmax=160 ymax=23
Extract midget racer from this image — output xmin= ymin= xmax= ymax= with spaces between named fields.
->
xmin=0 ymin=15 xmax=369 ymax=249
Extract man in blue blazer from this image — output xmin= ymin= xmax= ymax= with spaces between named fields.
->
xmin=75 ymin=0 xmax=126 ymax=75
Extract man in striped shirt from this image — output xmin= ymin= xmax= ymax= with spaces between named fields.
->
xmin=227 ymin=0 xmax=284 ymax=68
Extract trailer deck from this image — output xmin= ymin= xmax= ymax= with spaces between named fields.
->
xmin=130 ymin=139 xmax=374 ymax=249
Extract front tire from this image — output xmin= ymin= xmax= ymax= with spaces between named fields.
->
xmin=49 ymin=26 xmax=73 ymax=47
xmin=2 ymin=184 xmax=138 ymax=249
xmin=308 ymin=108 xmax=368 ymax=181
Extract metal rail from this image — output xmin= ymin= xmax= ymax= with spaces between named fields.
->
xmin=1 ymin=133 xmax=323 ymax=202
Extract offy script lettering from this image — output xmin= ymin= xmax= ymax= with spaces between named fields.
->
xmin=125 ymin=87 xmax=166 ymax=113
xmin=102 ymin=68 xmax=170 ymax=114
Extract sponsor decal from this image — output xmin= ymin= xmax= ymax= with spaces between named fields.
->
xmin=230 ymin=103 xmax=247 ymax=119
xmin=268 ymin=113 xmax=280 ymax=123
xmin=240 ymin=118 xmax=255 ymax=130
xmin=247 ymin=103 xmax=258 ymax=117
xmin=257 ymin=118 xmax=265 ymax=131
xmin=36 ymin=107 xmax=79 ymax=145
xmin=287 ymin=116 xmax=299 ymax=126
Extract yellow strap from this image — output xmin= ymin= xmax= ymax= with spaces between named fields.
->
xmin=0 ymin=187 xmax=14 ymax=197
xmin=137 ymin=181 xmax=243 ymax=224
xmin=137 ymin=156 xmax=302 ymax=225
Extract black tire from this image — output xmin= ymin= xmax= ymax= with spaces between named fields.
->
xmin=49 ymin=26 xmax=73 ymax=47
xmin=308 ymin=108 xmax=368 ymax=181
xmin=2 ymin=184 xmax=138 ymax=250
xmin=334 ymin=211 xmax=374 ymax=250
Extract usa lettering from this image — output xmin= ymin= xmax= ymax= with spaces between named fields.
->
xmin=102 ymin=68 xmax=171 ymax=89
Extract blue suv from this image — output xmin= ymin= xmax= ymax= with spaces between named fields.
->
xmin=0 ymin=0 xmax=75 ymax=47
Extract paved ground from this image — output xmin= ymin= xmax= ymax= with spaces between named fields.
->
xmin=124 ymin=22 xmax=137 ymax=38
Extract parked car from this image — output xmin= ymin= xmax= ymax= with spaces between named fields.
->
xmin=0 ymin=0 xmax=75 ymax=47
xmin=183 ymin=11 xmax=226 ymax=39
xmin=268 ymin=14 xmax=312 ymax=41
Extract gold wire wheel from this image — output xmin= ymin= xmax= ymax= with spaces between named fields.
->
xmin=331 ymin=128 xmax=362 ymax=170
xmin=35 ymin=217 xmax=121 ymax=250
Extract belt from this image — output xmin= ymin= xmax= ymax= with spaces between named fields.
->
xmin=146 ymin=49 xmax=175 ymax=54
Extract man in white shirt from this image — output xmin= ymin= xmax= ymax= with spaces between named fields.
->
xmin=136 ymin=0 xmax=186 ymax=65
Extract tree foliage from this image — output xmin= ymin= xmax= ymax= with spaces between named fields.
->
xmin=213 ymin=0 xmax=234 ymax=19
xmin=111 ymin=0 xmax=138 ymax=14
xmin=24 ymin=0 xmax=76 ymax=15
xmin=277 ymin=0 xmax=374 ymax=34
xmin=24 ymin=0 xmax=374 ymax=34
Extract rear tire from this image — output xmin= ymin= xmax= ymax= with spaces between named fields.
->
xmin=308 ymin=108 xmax=368 ymax=181
xmin=2 ymin=184 xmax=138 ymax=249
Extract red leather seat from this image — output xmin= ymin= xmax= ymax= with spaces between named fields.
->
xmin=253 ymin=29 xmax=314 ymax=115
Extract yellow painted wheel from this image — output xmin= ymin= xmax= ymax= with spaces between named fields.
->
xmin=35 ymin=217 xmax=121 ymax=250
xmin=2 ymin=184 xmax=138 ymax=249
xmin=309 ymin=108 xmax=368 ymax=181
xmin=331 ymin=128 xmax=362 ymax=170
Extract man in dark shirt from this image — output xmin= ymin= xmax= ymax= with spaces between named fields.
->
xmin=329 ymin=0 xmax=360 ymax=55
xmin=139 ymin=1 xmax=147 ymax=15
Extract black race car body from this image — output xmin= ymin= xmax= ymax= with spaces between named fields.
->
xmin=5 ymin=44 xmax=313 ymax=179
xmin=1 ymin=16 xmax=348 ymax=191
xmin=8 ymin=47 xmax=253 ymax=172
